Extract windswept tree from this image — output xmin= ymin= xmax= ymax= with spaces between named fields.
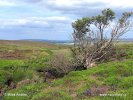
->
xmin=71 ymin=8 xmax=133 ymax=69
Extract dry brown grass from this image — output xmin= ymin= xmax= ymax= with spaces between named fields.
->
xmin=0 ymin=40 xmax=60 ymax=49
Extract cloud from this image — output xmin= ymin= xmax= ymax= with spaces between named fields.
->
xmin=2 ymin=0 xmax=133 ymax=17
xmin=0 ymin=0 xmax=16 ymax=7
xmin=0 ymin=16 xmax=72 ymax=28
xmin=0 ymin=0 xmax=133 ymax=40
xmin=23 ymin=0 xmax=42 ymax=3
xmin=0 ymin=16 xmax=73 ymax=40
xmin=45 ymin=0 xmax=133 ymax=17
xmin=45 ymin=0 xmax=133 ymax=8
xmin=23 ymin=0 xmax=131 ymax=17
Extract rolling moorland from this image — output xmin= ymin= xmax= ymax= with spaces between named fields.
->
xmin=0 ymin=40 xmax=133 ymax=100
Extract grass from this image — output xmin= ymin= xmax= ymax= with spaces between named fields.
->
xmin=4 ymin=60 xmax=132 ymax=100
xmin=0 ymin=41 xmax=60 ymax=89
xmin=0 ymin=41 xmax=133 ymax=100
xmin=0 ymin=60 xmax=24 ymax=68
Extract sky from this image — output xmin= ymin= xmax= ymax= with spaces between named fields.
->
xmin=0 ymin=0 xmax=133 ymax=40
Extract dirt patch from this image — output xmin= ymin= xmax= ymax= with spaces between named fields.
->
xmin=83 ymin=85 xmax=110 ymax=97
xmin=0 ymin=50 xmax=32 ymax=59
xmin=16 ymin=79 xmax=34 ymax=89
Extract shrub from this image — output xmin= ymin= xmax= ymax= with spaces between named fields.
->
xmin=0 ymin=70 xmax=12 ymax=87
xmin=49 ymin=52 xmax=75 ymax=74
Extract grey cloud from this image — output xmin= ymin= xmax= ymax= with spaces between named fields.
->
xmin=37 ymin=1 xmax=133 ymax=18
xmin=2 ymin=0 xmax=133 ymax=18
xmin=8 ymin=0 xmax=133 ymax=18
xmin=44 ymin=2 xmax=106 ymax=16
xmin=0 ymin=16 xmax=73 ymax=38
xmin=22 ymin=0 xmax=42 ymax=3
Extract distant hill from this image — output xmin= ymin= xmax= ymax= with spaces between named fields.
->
xmin=0 ymin=38 xmax=132 ymax=48
xmin=21 ymin=38 xmax=133 ymax=43
xmin=21 ymin=39 xmax=73 ymax=44
xmin=118 ymin=38 xmax=133 ymax=42
xmin=0 ymin=40 xmax=67 ymax=49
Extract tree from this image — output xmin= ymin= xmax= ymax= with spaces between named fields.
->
xmin=71 ymin=8 xmax=133 ymax=69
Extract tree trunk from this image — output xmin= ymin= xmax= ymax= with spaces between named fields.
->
xmin=85 ymin=58 xmax=96 ymax=69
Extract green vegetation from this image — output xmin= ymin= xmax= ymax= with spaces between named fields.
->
xmin=0 ymin=40 xmax=133 ymax=100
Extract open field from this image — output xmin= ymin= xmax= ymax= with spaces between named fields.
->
xmin=0 ymin=40 xmax=133 ymax=100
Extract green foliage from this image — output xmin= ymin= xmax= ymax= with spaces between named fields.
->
xmin=72 ymin=17 xmax=91 ymax=31
xmin=26 ymin=55 xmax=50 ymax=70
xmin=0 ymin=70 xmax=12 ymax=87
xmin=104 ymin=76 xmax=121 ymax=87
xmin=12 ymin=68 xmax=34 ymax=82
xmin=0 ymin=60 xmax=24 ymax=69
xmin=92 ymin=8 xmax=115 ymax=26
xmin=0 ymin=60 xmax=35 ymax=89
xmin=118 ymin=76 xmax=133 ymax=89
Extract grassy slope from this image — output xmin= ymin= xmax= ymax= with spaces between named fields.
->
xmin=0 ymin=41 xmax=133 ymax=100
xmin=0 ymin=40 xmax=60 ymax=90
xmin=5 ymin=60 xmax=133 ymax=100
